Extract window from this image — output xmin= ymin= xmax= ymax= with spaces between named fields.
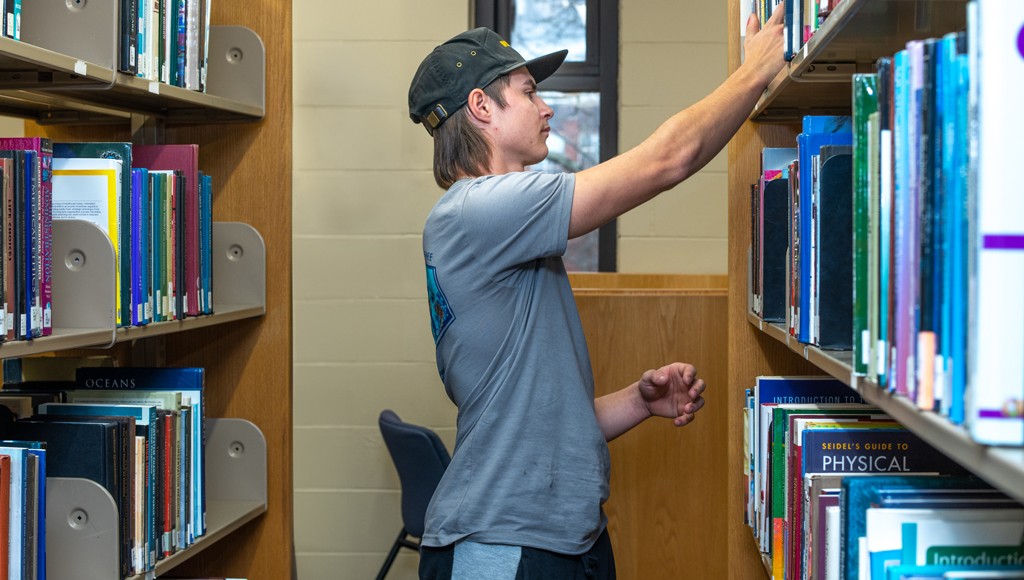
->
xmin=475 ymin=0 xmax=619 ymax=272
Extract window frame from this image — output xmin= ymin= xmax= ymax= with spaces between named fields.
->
xmin=474 ymin=0 xmax=619 ymax=272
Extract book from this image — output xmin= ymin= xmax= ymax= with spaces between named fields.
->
xmin=759 ymin=148 xmax=797 ymax=322
xmin=814 ymin=145 xmax=853 ymax=349
xmin=53 ymin=142 xmax=135 ymax=329
xmin=16 ymin=442 xmax=44 ymax=580
xmin=876 ymin=54 xmax=895 ymax=390
xmin=852 ymin=75 xmax=879 ymax=376
xmin=1 ymin=156 xmax=13 ymax=342
xmin=769 ymin=404 xmax=880 ymax=579
xmin=0 ymin=445 xmax=26 ymax=580
xmin=199 ymin=172 xmax=212 ymax=314
xmin=751 ymin=376 xmax=862 ymax=552
xmin=966 ymin=0 xmax=1024 ymax=446
xmin=38 ymin=401 xmax=160 ymax=572
xmin=798 ymin=116 xmax=853 ymax=346
xmin=0 ymin=453 xmax=8 ymax=580
xmin=0 ymin=138 xmax=51 ymax=339
xmin=866 ymin=507 xmax=1024 ymax=579
xmin=916 ymin=38 xmax=939 ymax=412
xmin=841 ymin=475 xmax=1004 ymax=580
xmin=131 ymin=168 xmax=151 ymax=326
xmin=4 ymin=416 xmax=132 ymax=578
xmin=51 ymin=157 xmax=125 ymax=327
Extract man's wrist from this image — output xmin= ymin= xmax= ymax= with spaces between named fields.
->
xmin=632 ymin=382 xmax=653 ymax=421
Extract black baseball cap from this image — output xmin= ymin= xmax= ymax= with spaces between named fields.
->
xmin=408 ymin=27 xmax=568 ymax=134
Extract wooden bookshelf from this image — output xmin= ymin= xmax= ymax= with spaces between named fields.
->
xmin=15 ymin=0 xmax=293 ymax=578
xmin=727 ymin=0 xmax=1016 ymax=577
xmin=751 ymin=0 xmax=968 ymax=122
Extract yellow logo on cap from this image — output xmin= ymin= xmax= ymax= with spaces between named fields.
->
xmin=499 ymin=40 xmax=510 ymax=47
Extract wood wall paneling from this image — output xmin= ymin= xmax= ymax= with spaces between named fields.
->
xmin=573 ymin=280 xmax=728 ymax=580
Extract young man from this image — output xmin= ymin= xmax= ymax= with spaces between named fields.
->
xmin=408 ymin=8 xmax=785 ymax=579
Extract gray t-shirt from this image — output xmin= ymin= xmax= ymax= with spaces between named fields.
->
xmin=421 ymin=171 xmax=610 ymax=555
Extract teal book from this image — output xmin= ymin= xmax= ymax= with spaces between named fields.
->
xmin=841 ymin=475 xmax=1005 ymax=580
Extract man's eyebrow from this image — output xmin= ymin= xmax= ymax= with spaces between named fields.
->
xmin=522 ymin=78 xmax=537 ymax=91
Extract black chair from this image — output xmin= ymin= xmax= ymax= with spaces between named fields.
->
xmin=376 ymin=409 xmax=451 ymax=580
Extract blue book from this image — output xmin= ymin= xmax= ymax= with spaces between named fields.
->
xmin=131 ymin=169 xmax=146 ymax=326
xmin=23 ymin=149 xmax=36 ymax=340
xmin=948 ymin=33 xmax=970 ymax=426
xmin=798 ymin=116 xmax=853 ymax=345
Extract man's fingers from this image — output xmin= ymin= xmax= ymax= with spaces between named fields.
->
xmin=746 ymin=12 xmax=761 ymax=37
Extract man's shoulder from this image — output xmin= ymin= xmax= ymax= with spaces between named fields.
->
xmin=456 ymin=171 xmax=574 ymax=198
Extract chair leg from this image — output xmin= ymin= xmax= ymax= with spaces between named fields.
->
xmin=376 ymin=528 xmax=410 ymax=580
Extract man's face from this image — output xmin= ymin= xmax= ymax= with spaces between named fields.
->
xmin=488 ymin=67 xmax=555 ymax=172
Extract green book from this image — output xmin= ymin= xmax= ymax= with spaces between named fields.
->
xmin=852 ymin=74 xmax=879 ymax=376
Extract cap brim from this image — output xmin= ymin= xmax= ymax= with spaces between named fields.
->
xmin=520 ymin=49 xmax=569 ymax=84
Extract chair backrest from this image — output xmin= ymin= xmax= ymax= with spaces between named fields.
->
xmin=378 ymin=409 xmax=451 ymax=538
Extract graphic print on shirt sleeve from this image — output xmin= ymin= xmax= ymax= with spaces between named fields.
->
xmin=426 ymin=265 xmax=455 ymax=344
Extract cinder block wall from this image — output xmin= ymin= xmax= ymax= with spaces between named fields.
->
xmin=291 ymin=1 xmax=727 ymax=578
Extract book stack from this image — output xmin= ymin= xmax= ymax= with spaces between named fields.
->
xmin=743 ymin=375 xmax=1024 ymax=580
xmin=119 ymin=0 xmax=212 ymax=91
xmin=748 ymin=117 xmax=853 ymax=350
xmin=0 ymin=137 xmax=54 ymax=343
xmin=0 ymin=366 xmax=207 ymax=578
xmin=747 ymin=0 xmax=1024 ymax=448
xmin=51 ymin=142 xmax=216 ymax=329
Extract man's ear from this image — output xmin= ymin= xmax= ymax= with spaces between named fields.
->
xmin=465 ymin=88 xmax=491 ymax=124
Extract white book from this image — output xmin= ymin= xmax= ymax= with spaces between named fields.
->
xmin=52 ymin=157 xmax=125 ymax=326
xmin=967 ymin=0 xmax=1024 ymax=445
xmin=824 ymin=504 xmax=841 ymax=580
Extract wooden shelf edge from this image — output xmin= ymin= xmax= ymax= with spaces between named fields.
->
xmin=139 ymin=499 xmax=267 ymax=579
xmin=0 ymin=328 xmax=116 ymax=360
xmin=116 ymin=304 xmax=265 ymax=342
xmin=748 ymin=313 xmax=1024 ymax=504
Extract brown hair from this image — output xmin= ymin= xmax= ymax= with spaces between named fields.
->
xmin=431 ymin=75 xmax=511 ymax=189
